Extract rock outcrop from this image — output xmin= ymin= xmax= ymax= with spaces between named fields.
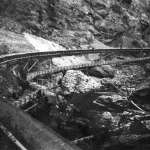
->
xmin=61 ymin=70 xmax=117 ymax=94
xmin=0 ymin=0 xmax=150 ymax=48
xmin=86 ymin=65 xmax=116 ymax=78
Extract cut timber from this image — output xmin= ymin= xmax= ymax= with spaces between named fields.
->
xmin=0 ymin=122 xmax=28 ymax=150
xmin=0 ymin=101 xmax=81 ymax=150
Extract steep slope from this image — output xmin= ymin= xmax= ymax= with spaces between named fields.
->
xmin=0 ymin=0 xmax=150 ymax=48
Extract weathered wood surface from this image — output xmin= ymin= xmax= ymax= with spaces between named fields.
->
xmin=0 ymin=101 xmax=81 ymax=150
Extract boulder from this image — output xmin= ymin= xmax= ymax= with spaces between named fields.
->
xmin=95 ymin=94 xmax=128 ymax=109
xmin=61 ymin=70 xmax=118 ymax=94
xmin=61 ymin=70 xmax=102 ymax=94
xmin=87 ymin=65 xmax=115 ymax=78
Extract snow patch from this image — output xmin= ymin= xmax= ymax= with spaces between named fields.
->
xmin=52 ymin=55 xmax=91 ymax=67
xmin=24 ymin=33 xmax=65 ymax=52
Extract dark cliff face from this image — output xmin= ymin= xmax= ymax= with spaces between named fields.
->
xmin=0 ymin=0 xmax=57 ymax=34
xmin=0 ymin=0 xmax=150 ymax=48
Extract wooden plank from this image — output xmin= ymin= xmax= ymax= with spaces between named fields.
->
xmin=0 ymin=101 xmax=81 ymax=150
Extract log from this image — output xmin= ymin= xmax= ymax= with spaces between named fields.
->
xmin=0 ymin=101 xmax=81 ymax=150
xmin=0 ymin=122 xmax=28 ymax=150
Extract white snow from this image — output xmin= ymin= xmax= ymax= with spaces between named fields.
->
xmin=24 ymin=33 xmax=65 ymax=52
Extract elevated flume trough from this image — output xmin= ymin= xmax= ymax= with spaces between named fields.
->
xmin=0 ymin=48 xmax=150 ymax=150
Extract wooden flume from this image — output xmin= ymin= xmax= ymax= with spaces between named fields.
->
xmin=0 ymin=48 xmax=150 ymax=150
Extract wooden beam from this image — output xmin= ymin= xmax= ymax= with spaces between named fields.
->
xmin=0 ymin=101 xmax=81 ymax=150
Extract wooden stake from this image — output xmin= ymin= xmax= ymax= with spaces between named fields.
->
xmin=0 ymin=122 xmax=28 ymax=150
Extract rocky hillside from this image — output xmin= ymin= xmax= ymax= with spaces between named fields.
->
xmin=1 ymin=1 xmax=150 ymax=150
xmin=1 ymin=0 xmax=150 ymax=49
